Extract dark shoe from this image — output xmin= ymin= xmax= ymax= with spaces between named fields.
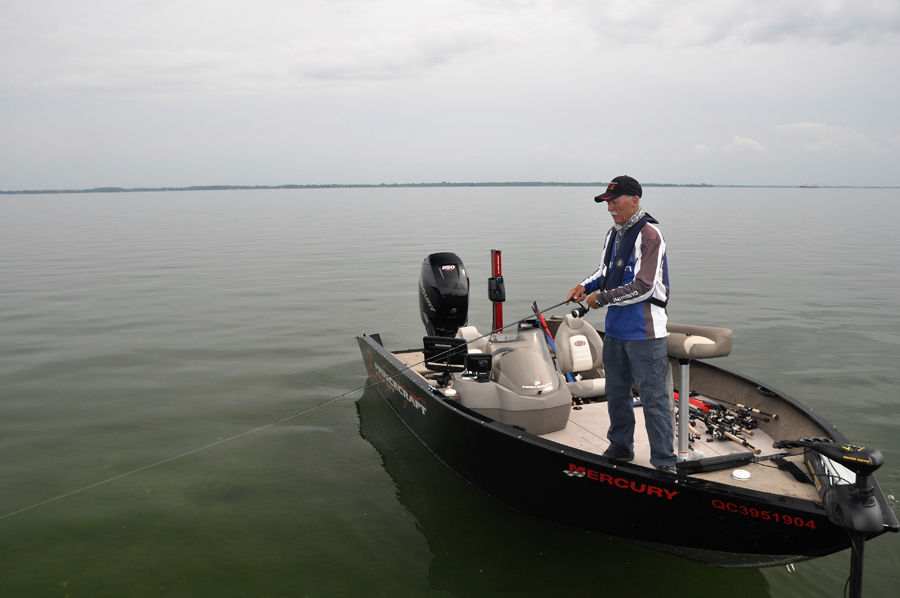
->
xmin=655 ymin=465 xmax=677 ymax=474
xmin=602 ymin=448 xmax=634 ymax=462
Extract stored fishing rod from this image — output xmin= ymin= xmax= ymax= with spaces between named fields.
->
xmin=676 ymin=390 xmax=759 ymax=432
xmin=687 ymin=397 xmax=757 ymax=435
xmin=532 ymin=301 xmax=574 ymax=373
xmin=532 ymin=301 xmax=581 ymax=404
xmin=689 ymin=405 xmax=761 ymax=454
xmin=689 ymin=405 xmax=723 ymax=440
xmin=693 ymin=390 xmax=779 ymax=421
xmin=735 ymin=403 xmax=778 ymax=420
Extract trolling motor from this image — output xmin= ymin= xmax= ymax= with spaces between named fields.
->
xmin=772 ymin=438 xmax=885 ymax=526
xmin=773 ymin=438 xmax=886 ymax=598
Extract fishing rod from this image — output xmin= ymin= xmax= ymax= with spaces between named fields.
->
xmin=532 ymin=301 xmax=576 ymax=373
xmin=423 ymin=297 xmax=575 ymax=367
xmin=688 ymin=405 xmax=761 ymax=454
xmin=690 ymin=397 xmax=758 ymax=434
xmin=532 ymin=301 xmax=583 ymax=404
xmin=691 ymin=390 xmax=779 ymax=421
xmin=533 ymin=300 xmax=559 ymax=350
xmin=421 ymin=298 xmax=574 ymax=387
xmin=676 ymin=390 xmax=759 ymax=433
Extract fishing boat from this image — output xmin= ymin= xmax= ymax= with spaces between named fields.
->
xmin=356 ymin=250 xmax=897 ymax=596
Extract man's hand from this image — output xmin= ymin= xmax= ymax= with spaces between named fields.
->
xmin=587 ymin=293 xmax=601 ymax=309
xmin=567 ymin=285 xmax=587 ymax=303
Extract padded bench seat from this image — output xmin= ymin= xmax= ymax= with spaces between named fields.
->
xmin=667 ymin=323 xmax=733 ymax=360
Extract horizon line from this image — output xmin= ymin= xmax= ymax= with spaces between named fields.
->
xmin=2 ymin=182 xmax=897 ymax=195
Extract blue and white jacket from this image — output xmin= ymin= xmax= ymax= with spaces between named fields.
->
xmin=579 ymin=212 xmax=669 ymax=341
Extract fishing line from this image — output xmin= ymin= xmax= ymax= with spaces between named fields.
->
xmin=0 ymin=298 xmax=573 ymax=522
xmin=0 ymin=387 xmax=364 ymax=521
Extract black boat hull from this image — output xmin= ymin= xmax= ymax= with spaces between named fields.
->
xmin=357 ymin=333 xmax=888 ymax=568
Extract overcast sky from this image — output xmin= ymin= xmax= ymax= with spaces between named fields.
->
xmin=2 ymin=0 xmax=898 ymax=190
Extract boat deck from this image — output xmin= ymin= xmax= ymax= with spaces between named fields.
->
xmin=395 ymin=350 xmax=819 ymax=502
xmin=546 ymin=399 xmax=818 ymax=500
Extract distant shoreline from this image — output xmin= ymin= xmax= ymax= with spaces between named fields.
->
xmin=2 ymin=182 xmax=897 ymax=195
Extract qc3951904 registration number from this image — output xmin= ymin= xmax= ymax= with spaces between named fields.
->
xmin=712 ymin=500 xmax=817 ymax=529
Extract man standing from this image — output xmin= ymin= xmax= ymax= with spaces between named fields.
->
xmin=567 ymin=175 xmax=676 ymax=471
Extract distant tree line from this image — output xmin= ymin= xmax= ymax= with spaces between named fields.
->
xmin=2 ymin=182 xmax=891 ymax=195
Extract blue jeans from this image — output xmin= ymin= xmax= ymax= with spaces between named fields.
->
xmin=603 ymin=336 xmax=676 ymax=467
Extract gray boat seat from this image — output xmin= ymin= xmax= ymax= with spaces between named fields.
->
xmin=666 ymin=323 xmax=733 ymax=360
xmin=553 ymin=314 xmax=606 ymax=398
xmin=456 ymin=326 xmax=489 ymax=354
xmin=667 ymin=323 xmax=733 ymax=460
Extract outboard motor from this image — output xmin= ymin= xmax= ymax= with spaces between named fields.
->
xmin=419 ymin=252 xmax=469 ymax=337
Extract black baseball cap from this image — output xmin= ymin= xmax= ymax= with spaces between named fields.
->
xmin=594 ymin=175 xmax=642 ymax=202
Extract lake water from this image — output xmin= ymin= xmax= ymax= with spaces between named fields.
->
xmin=1 ymin=187 xmax=898 ymax=597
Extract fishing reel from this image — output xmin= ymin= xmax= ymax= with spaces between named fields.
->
xmin=571 ymin=302 xmax=589 ymax=318
xmin=734 ymin=408 xmax=760 ymax=429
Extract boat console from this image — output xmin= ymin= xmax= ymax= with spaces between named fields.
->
xmin=452 ymin=327 xmax=572 ymax=435
xmin=418 ymin=252 xmax=572 ymax=435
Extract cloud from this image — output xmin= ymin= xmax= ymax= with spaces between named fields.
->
xmin=724 ymin=135 xmax=769 ymax=154
xmin=298 ymin=30 xmax=496 ymax=81
xmin=574 ymin=0 xmax=900 ymax=46
xmin=1 ymin=1 xmax=898 ymax=189
xmin=0 ymin=1 xmax=503 ymax=95
xmin=775 ymin=122 xmax=875 ymax=153
xmin=4 ymin=0 xmax=899 ymax=98
xmin=32 ymin=30 xmax=497 ymax=94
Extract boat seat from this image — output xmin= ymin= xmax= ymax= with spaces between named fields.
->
xmin=667 ymin=323 xmax=733 ymax=460
xmin=666 ymin=323 xmax=733 ymax=360
xmin=553 ymin=314 xmax=606 ymax=398
xmin=456 ymin=326 xmax=489 ymax=354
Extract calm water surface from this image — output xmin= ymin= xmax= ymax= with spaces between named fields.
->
xmin=1 ymin=187 xmax=898 ymax=597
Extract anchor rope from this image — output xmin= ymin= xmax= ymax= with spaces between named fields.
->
xmin=0 ymin=298 xmax=574 ymax=521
